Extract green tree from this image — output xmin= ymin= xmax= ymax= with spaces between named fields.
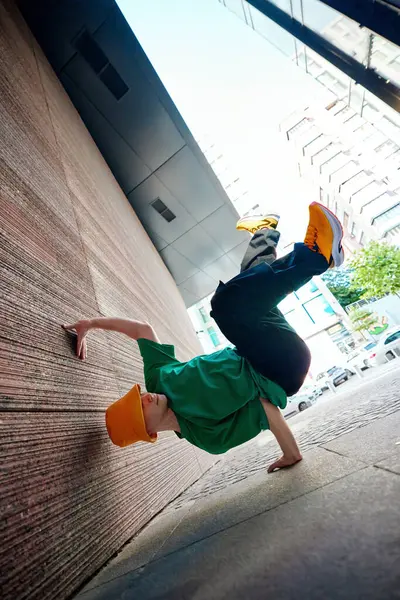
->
xmin=348 ymin=307 xmax=380 ymax=337
xmin=350 ymin=241 xmax=400 ymax=300
xmin=322 ymin=267 xmax=364 ymax=308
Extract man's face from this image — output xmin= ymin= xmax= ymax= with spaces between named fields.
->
xmin=141 ymin=392 xmax=168 ymax=435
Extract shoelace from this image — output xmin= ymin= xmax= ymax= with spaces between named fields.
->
xmin=304 ymin=224 xmax=318 ymax=249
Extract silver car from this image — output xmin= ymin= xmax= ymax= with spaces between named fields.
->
xmin=368 ymin=327 xmax=400 ymax=366
xmin=282 ymin=393 xmax=314 ymax=418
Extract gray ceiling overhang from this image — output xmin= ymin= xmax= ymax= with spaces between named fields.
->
xmin=18 ymin=0 xmax=248 ymax=307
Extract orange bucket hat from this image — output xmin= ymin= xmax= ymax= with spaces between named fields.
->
xmin=105 ymin=384 xmax=157 ymax=447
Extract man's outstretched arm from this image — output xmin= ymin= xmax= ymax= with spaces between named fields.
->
xmin=261 ymin=398 xmax=302 ymax=473
xmin=62 ymin=318 xmax=159 ymax=360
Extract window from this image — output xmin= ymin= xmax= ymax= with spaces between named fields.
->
xmin=343 ymin=212 xmax=349 ymax=229
xmin=287 ymin=118 xmax=311 ymax=140
xmin=303 ymin=295 xmax=335 ymax=324
xmin=359 ymin=231 xmax=365 ymax=246
xmin=295 ymin=280 xmax=319 ymax=302
xmin=373 ymin=203 xmax=400 ymax=225
xmin=198 ymin=307 xmax=208 ymax=324
xmin=207 ymin=327 xmax=220 ymax=348
xmin=384 ymin=331 xmax=400 ymax=345
xmin=320 ymin=151 xmax=348 ymax=176
xmin=340 ymin=171 xmax=372 ymax=199
xmin=351 ymin=181 xmax=386 ymax=212
xmin=351 ymin=221 xmax=359 ymax=238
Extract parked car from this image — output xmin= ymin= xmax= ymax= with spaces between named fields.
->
xmin=282 ymin=392 xmax=315 ymax=418
xmin=326 ymin=366 xmax=350 ymax=387
xmin=367 ymin=327 xmax=400 ymax=366
xmin=346 ymin=342 xmax=377 ymax=371
xmin=316 ymin=372 xmax=329 ymax=392
xmin=301 ymin=385 xmax=323 ymax=400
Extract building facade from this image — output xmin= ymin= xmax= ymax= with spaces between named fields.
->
xmin=280 ymin=97 xmax=400 ymax=252
xmin=218 ymin=1 xmax=400 ymax=249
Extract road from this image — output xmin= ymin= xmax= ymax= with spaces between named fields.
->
xmin=166 ymin=359 xmax=400 ymax=509
xmin=317 ymin=359 xmax=400 ymax=404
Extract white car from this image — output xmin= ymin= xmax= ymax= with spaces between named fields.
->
xmin=368 ymin=327 xmax=400 ymax=366
xmin=346 ymin=342 xmax=377 ymax=371
xmin=282 ymin=392 xmax=317 ymax=419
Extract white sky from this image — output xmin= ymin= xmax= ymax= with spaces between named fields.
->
xmin=117 ymin=0 xmax=334 ymax=239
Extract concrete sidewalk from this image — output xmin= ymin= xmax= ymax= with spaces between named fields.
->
xmin=76 ymin=367 xmax=400 ymax=600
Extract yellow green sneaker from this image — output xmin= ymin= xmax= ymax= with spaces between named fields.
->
xmin=236 ymin=213 xmax=280 ymax=234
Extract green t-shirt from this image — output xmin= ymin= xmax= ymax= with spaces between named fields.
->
xmin=137 ymin=339 xmax=287 ymax=455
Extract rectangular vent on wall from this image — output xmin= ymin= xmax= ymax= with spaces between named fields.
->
xmin=74 ymin=30 xmax=129 ymax=100
xmin=152 ymin=198 xmax=176 ymax=223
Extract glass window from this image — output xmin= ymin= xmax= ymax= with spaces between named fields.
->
xmin=317 ymin=71 xmax=337 ymax=88
xmin=375 ymin=116 xmax=400 ymax=146
xmin=363 ymin=194 xmax=399 ymax=223
xmin=282 ymin=308 xmax=314 ymax=334
xmin=295 ymin=280 xmax=320 ymax=301
xmin=303 ymin=294 xmax=335 ymax=323
xmin=307 ymin=59 xmax=324 ymax=77
xmin=223 ymin=0 xmax=247 ymax=21
xmin=198 ymin=307 xmax=208 ymax=324
xmin=343 ymin=114 xmax=365 ymax=133
xmin=351 ymin=181 xmax=386 ymax=212
xmin=279 ymin=294 xmax=299 ymax=314
xmin=373 ymin=203 xmax=400 ymax=225
xmin=312 ymin=143 xmax=336 ymax=167
xmin=287 ymin=118 xmax=312 ymax=140
xmin=296 ymin=125 xmax=321 ymax=148
xmin=304 ymin=134 xmax=329 ymax=158
xmin=207 ymin=326 xmax=220 ymax=348
xmin=343 ymin=212 xmax=349 ymax=229
xmin=296 ymin=47 xmax=307 ymax=70
xmin=248 ymin=4 xmax=297 ymax=56
xmin=351 ymin=221 xmax=359 ymax=237
xmin=331 ymin=80 xmax=348 ymax=98
xmin=384 ymin=331 xmax=400 ymax=345
xmin=374 ymin=139 xmax=399 ymax=158
xmin=370 ymin=34 xmax=400 ymax=86
xmin=321 ymin=152 xmax=350 ymax=176
xmin=362 ymin=103 xmax=380 ymax=124
xmin=331 ymin=162 xmax=360 ymax=188
xmin=302 ymin=4 xmax=370 ymax=66
xmin=340 ymin=171 xmax=373 ymax=199
xmin=335 ymin=105 xmax=356 ymax=123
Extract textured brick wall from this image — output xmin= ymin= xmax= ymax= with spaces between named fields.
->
xmin=0 ymin=3 xmax=213 ymax=599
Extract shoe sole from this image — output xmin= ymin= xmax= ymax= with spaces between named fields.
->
xmin=311 ymin=202 xmax=345 ymax=267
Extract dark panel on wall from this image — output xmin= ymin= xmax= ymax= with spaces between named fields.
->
xmin=0 ymin=2 xmax=214 ymax=599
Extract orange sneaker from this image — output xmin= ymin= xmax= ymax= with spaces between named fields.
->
xmin=304 ymin=202 xmax=344 ymax=268
xmin=236 ymin=213 xmax=280 ymax=234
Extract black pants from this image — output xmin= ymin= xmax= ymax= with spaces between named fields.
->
xmin=210 ymin=229 xmax=329 ymax=396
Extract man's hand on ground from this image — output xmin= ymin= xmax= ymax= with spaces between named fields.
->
xmin=267 ymin=453 xmax=303 ymax=473
xmin=62 ymin=320 xmax=91 ymax=360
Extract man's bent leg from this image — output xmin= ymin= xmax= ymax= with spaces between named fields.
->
xmin=212 ymin=242 xmax=328 ymax=320
xmin=240 ymin=229 xmax=280 ymax=272
xmin=210 ymin=243 xmax=326 ymax=396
